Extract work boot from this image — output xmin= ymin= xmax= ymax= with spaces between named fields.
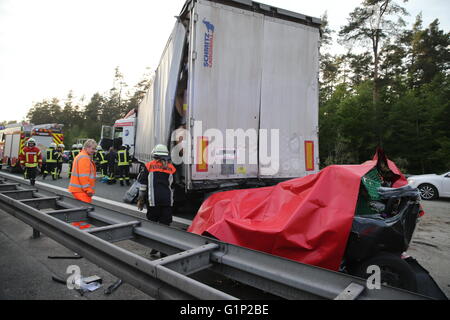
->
xmin=30 ymin=179 xmax=35 ymax=186
xmin=150 ymin=249 xmax=159 ymax=256
xmin=126 ymin=180 xmax=130 ymax=186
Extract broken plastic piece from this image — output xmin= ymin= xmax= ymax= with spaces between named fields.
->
xmin=377 ymin=185 xmax=420 ymax=199
xmin=83 ymin=275 xmax=102 ymax=284
xmin=369 ymin=201 xmax=385 ymax=213
xmin=104 ymin=279 xmax=123 ymax=295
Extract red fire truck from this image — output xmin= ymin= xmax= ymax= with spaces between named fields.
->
xmin=0 ymin=123 xmax=64 ymax=172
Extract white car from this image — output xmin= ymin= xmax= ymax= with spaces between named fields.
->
xmin=407 ymin=172 xmax=450 ymax=200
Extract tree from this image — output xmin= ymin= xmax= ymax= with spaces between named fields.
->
xmin=319 ymin=13 xmax=341 ymax=104
xmin=26 ymin=98 xmax=62 ymax=124
xmin=99 ymin=66 xmax=130 ymax=124
xmin=60 ymin=90 xmax=83 ymax=129
xmin=339 ymin=0 xmax=408 ymax=103
xmin=83 ymin=92 xmax=104 ymax=140
xmin=125 ymin=67 xmax=152 ymax=112
xmin=345 ymin=52 xmax=373 ymax=86
xmin=339 ymin=0 xmax=408 ymax=147
xmin=408 ymin=18 xmax=450 ymax=87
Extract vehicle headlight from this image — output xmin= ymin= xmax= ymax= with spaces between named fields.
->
xmin=407 ymin=179 xmax=415 ymax=185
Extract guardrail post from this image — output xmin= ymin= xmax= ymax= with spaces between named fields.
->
xmin=32 ymin=228 xmax=41 ymax=239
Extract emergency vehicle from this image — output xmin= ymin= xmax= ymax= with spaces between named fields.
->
xmin=0 ymin=123 xmax=64 ymax=172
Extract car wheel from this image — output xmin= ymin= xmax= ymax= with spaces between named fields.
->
xmin=418 ymin=183 xmax=438 ymax=200
xmin=352 ymin=252 xmax=418 ymax=292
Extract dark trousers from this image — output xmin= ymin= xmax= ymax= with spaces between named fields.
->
xmin=57 ymin=162 xmax=62 ymax=178
xmin=68 ymin=161 xmax=73 ymax=178
xmin=117 ymin=165 xmax=130 ymax=183
xmin=99 ymin=163 xmax=108 ymax=177
xmin=107 ymin=164 xmax=116 ymax=180
xmin=44 ymin=163 xmax=57 ymax=179
xmin=24 ymin=167 xmax=37 ymax=185
xmin=146 ymin=206 xmax=173 ymax=226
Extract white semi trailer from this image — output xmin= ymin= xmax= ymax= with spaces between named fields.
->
xmin=103 ymin=0 xmax=321 ymax=203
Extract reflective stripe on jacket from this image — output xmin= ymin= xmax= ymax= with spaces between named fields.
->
xmin=117 ymin=149 xmax=131 ymax=166
xmin=70 ymin=149 xmax=80 ymax=162
xmin=19 ymin=147 xmax=42 ymax=167
xmin=96 ymin=150 xmax=108 ymax=164
xmin=139 ymin=160 xmax=176 ymax=207
xmin=46 ymin=148 xmax=57 ymax=163
xmin=68 ymin=150 xmax=96 ymax=194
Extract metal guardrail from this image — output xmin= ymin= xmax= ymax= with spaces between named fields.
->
xmin=0 ymin=172 xmax=430 ymax=300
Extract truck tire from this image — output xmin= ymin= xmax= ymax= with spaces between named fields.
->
xmin=352 ymin=252 xmax=418 ymax=292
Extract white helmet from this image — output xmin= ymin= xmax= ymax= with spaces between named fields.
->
xmin=151 ymin=144 xmax=169 ymax=159
xmin=58 ymin=144 xmax=65 ymax=148
xmin=72 ymin=144 xmax=77 ymax=149
xmin=49 ymin=142 xmax=57 ymax=148
xmin=77 ymin=143 xmax=83 ymax=149
xmin=27 ymin=138 xmax=36 ymax=146
xmin=96 ymin=145 xmax=103 ymax=150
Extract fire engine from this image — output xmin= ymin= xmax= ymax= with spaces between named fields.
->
xmin=0 ymin=123 xmax=64 ymax=172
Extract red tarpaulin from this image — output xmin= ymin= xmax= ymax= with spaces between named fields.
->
xmin=188 ymin=151 xmax=408 ymax=271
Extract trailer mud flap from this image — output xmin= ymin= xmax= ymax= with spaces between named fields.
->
xmin=405 ymin=257 xmax=448 ymax=300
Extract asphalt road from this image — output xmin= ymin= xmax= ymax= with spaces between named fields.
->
xmin=6 ymin=164 xmax=196 ymax=220
xmin=1 ymin=165 xmax=449 ymax=299
xmin=0 ymin=207 xmax=152 ymax=300
xmin=406 ymin=198 xmax=450 ymax=298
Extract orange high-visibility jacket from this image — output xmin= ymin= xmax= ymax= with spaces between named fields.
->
xmin=68 ymin=150 xmax=96 ymax=194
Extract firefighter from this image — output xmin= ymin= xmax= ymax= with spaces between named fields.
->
xmin=116 ymin=144 xmax=132 ymax=186
xmin=56 ymin=144 xmax=65 ymax=179
xmin=19 ymin=138 xmax=42 ymax=186
xmin=106 ymin=146 xmax=117 ymax=184
xmin=95 ymin=145 xmax=108 ymax=178
xmin=137 ymin=144 xmax=176 ymax=225
xmin=68 ymin=144 xmax=80 ymax=178
xmin=43 ymin=143 xmax=58 ymax=180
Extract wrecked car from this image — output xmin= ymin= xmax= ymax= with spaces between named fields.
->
xmin=188 ymin=149 xmax=447 ymax=298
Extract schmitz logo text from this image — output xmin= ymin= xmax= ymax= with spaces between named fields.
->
xmin=203 ymin=19 xmax=214 ymax=67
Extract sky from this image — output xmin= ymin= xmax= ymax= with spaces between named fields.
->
xmin=0 ymin=0 xmax=448 ymax=123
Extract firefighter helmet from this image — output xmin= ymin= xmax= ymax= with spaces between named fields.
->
xmin=27 ymin=138 xmax=36 ymax=146
xmin=96 ymin=145 xmax=103 ymax=150
xmin=49 ymin=142 xmax=57 ymax=148
xmin=72 ymin=144 xmax=77 ymax=149
xmin=77 ymin=143 xmax=83 ymax=149
xmin=151 ymin=144 xmax=169 ymax=159
xmin=58 ymin=144 xmax=65 ymax=148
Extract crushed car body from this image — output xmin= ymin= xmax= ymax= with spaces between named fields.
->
xmin=188 ymin=149 xmax=448 ymax=298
